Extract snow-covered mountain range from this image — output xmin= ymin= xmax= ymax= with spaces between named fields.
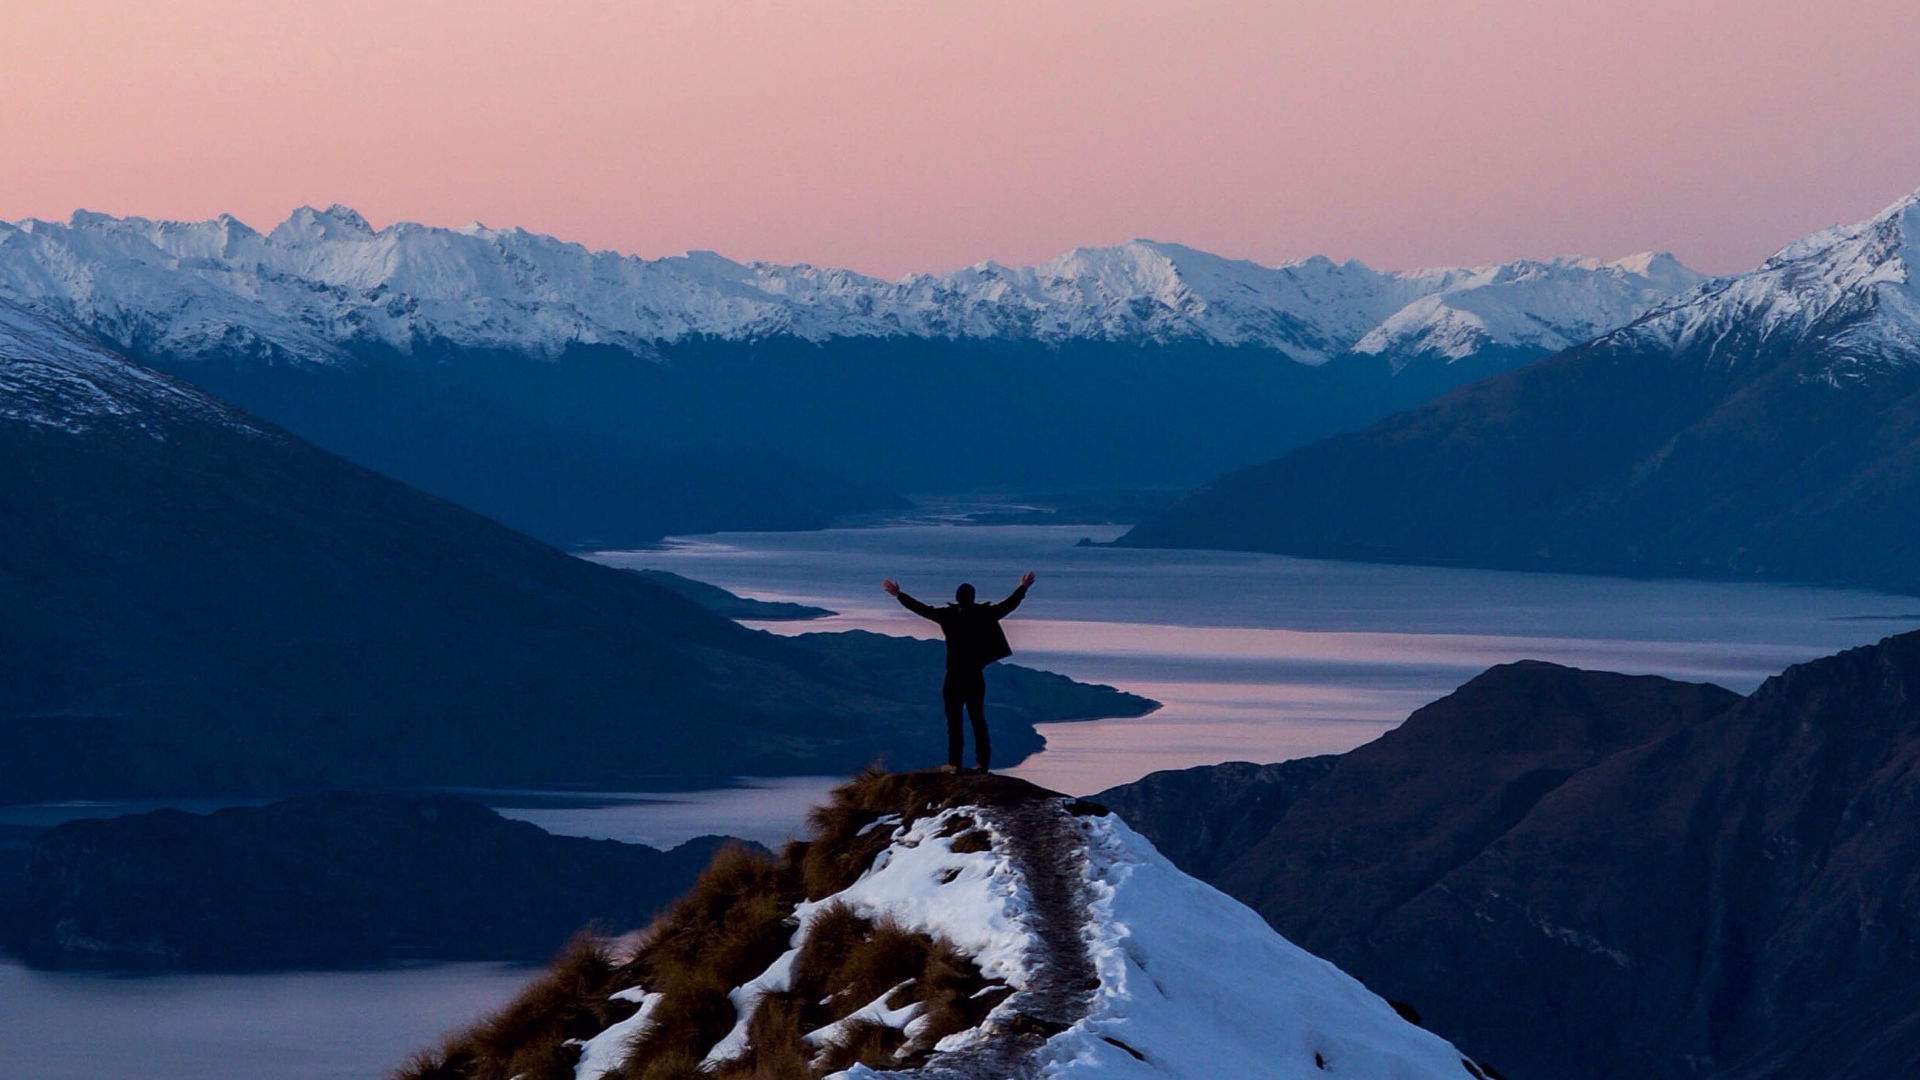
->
xmin=0 ymin=205 xmax=1701 ymax=368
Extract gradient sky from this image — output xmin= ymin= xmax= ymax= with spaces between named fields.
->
xmin=6 ymin=1 xmax=1920 ymax=277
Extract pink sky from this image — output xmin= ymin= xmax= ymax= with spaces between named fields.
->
xmin=6 ymin=1 xmax=1920 ymax=277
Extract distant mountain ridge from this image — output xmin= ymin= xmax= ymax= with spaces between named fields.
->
xmin=0 ymin=207 xmax=1704 ymax=546
xmin=0 ymin=205 xmax=1699 ymax=369
xmin=1123 ymin=185 xmax=1920 ymax=595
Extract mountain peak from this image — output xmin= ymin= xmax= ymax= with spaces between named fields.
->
xmin=269 ymin=203 xmax=374 ymax=242
xmin=1616 ymin=184 xmax=1920 ymax=371
xmin=402 ymin=769 xmax=1481 ymax=1079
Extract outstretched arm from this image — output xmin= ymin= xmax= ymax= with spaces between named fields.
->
xmin=883 ymin=578 xmax=941 ymax=621
xmin=991 ymin=571 xmax=1036 ymax=618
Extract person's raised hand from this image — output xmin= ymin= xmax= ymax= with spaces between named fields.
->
xmin=1020 ymin=571 xmax=1036 ymax=589
xmin=882 ymin=579 xmax=901 ymax=597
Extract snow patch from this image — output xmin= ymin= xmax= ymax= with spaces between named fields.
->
xmin=573 ymin=987 xmax=664 ymax=1080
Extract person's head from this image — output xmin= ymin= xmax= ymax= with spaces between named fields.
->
xmin=955 ymin=583 xmax=976 ymax=605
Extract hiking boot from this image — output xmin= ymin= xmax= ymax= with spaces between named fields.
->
xmin=938 ymin=764 xmax=962 ymax=774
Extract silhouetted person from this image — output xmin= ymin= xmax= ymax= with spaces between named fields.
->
xmin=883 ymin=571 xmax=1035 ymax=772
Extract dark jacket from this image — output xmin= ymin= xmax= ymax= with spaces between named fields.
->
xmin=894 ymin=583 xmax=1029 ymax=672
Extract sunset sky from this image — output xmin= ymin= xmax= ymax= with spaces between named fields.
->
xmin=7 ymin=0 xmax=1920 ymax=277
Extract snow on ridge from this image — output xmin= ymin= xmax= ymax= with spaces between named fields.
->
xmin=1349 ymin=252 xmax=1707 ymax=365
xmin=579 ymin=799 xmax=1475 ymax=1079
xmin=0 ymin=297 xmax=257 ymax=437
xmin=1035 ymin=812 xmax=1477 ymax=1079
xmin=0 ymin=207 xmax=1702 ymax=366
xmin=1606 ymin=186 xmax=1920 ymax=372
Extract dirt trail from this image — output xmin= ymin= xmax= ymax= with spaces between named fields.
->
xmin=874 ymin=796 xmax=1100 ymax=1080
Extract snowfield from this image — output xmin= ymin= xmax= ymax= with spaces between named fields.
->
xmin=575 ymin=800 xmax=1480 ymax=1080
xmin=0 ymin=205 xmax=1698 ymax=369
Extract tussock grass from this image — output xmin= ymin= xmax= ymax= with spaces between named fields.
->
xmin=810 ymin=1019 xmax=908 ymax=1073
xmin=413 ymin=769 xmax=1051 ymax=1079
xmin=393 ymin=934 xmax=625 ymax=1080
xmin=628 ymin=1049 xmax=705 ymax=1080
xmin=948 ymin=828 xmax=993 ymax=854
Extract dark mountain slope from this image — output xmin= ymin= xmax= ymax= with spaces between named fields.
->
xmin=1099 ymin=632 xmax=1920 ymax=1079
xmin=1090 ymin=756 xmax=1336 ymax=879
xmin=1123 ymin=190 xmax=1920 ymax=595
xmin=0 ymin=793 xmax=741 ymax=969
xmin=1214 ymin=663 xmax=1738 ymax=950
xmin=149 ymin=336 xmax=1505 ymax=547
xmin=0 ymin=301 xmax=1149 ymax=801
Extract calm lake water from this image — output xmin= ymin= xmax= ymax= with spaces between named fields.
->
xmin=7 ymin=520 xmax=1914 ymax=1079
xmin=596 ymin=521 xmax=1917 ymax=795
xmin=0 ymin=958 xmax=536 ymax=1080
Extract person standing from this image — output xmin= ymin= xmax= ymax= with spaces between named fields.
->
xmin=882 ymin=571 xmax=1036 ymax=772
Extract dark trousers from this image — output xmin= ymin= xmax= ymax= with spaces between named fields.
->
xmin=942 ymin=668 xmax=990 ymax=769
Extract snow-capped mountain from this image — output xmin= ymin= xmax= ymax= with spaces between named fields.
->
xmin=1608 ymin=187 xmax=1920 ymax=379
xmin=0 ymin=205 xmax=1700 ymax=368
xmin=1351 ymin=250 xmax=1703 ymax=366
xmin=408 ymin=771 xmax=1486 ymax=1079
xmin=1123 ymin=184 xmax=1920 ymax=596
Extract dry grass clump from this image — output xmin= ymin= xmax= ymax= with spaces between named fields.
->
xmin=409 ymin=769 xmax=1054 ymax=1079
xmin=619 ymin=845 xmax=798 ymax=1066
xmin=796 ymin=767 xmax=1046 ymax=898
xmin=628 ymin=1049 xmax=706 ymax=1080
xmin=393 ymin=934 xmax=628 ymax=1080
xmin=810 ymin=1019 xmax=909 ymax=1073
xmin=911 ymin=936 xmax=1013 ymax=1043
xmin=948 ymin=828 xmax=993 ymax=854
xmin=790 ymin=906 xmax=925 ymax=1009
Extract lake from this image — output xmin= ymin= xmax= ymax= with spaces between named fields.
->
xmin=6 ymin=519 xmax=1914 ymax=1079
xmin=594 ymin=520 xmax=1916 ymax=796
